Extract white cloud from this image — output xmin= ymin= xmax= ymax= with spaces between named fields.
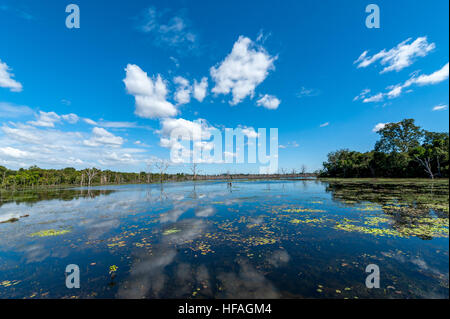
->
xmin=28 ymin=111 xmax=61 ymax=127
xmin=157 ymin=118 xmax=217 ymax=163
xmin=0 ymin=122 xmax=148 ymax=170
xmin=363 ymin=93 xmax=384 ymax=103
xmin=353 ymin=88 xmax=371 ymax=101
xmin=193 ymin=77 xmax=208 ymax=102
xmin=0 ymin=59 xmax=23 ymax=92
xmin=413 ymin=62 xmax=449 ymax=85
xmin=256 ymin=94 xmax=280 ymax=110
xmin=83 ymin=118 xmax=97 ymax=125
xmin=158 ymin=118 xmax=212 ymax=142
xmin=27 ymin=111 xmax=81 ymax=127
xmin=297 ymin=86 xmax=320 ymax=98
xmin=83 ymin=127 xmax=124 ymax=147
xmin=0 ymin=102 xmax=33 ymax=118
xmin=97 ymin=121 xmax=139 ymax=128
xmin=241 ymin=127 xmax=259 ymax=138
xmin=360 ymin=62 xmax=449 ymax=103
xmin=61 ymin=113 xmax=79 ymax=124
xmin=0 ymin=146 xmax=29 ymax=159
xmin=432 ymin=104 xmax=448 ymax=111
xmin=169 ymin=56 xmax=180 ymax=68
xmin=372 ymin=123 xmax=388 ymax=132
xmin=354 ymin=37 xmax=435 ymax=73
xmin=61 ymin=99 xmax=71 ymax=106
xmin=210 ymin=36 xmax=276 ymax=105
xmin=82 ymin=117 xmax=144 ymax=129
xmin=319 ymin=122 xmax=329 ymax=127
xmin=123 ymin=64 xmax=177 ymax=119
xmin=0 ymin=5 xmax=33 ymax=20
xmin=173 ymin=76 xmax=191 ymax=105
xmin=139 ymin=7 xmax=197 ymax=51
xmin=279 ymin=141 xmax=299 ymax=149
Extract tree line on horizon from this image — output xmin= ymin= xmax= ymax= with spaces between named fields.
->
xmin=319 ymin=119 xmax=449 ymax=179
xmin=0 ymin=166 xmax=189 ymax=189
xmin=0 ymin=164 xmax=310 ymax=190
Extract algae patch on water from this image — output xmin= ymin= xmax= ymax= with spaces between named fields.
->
xmin=163 ymin=228 xmax=181 ymax=235
xmin=334 ymin=216 xmax=448 ymax=238
xmin=29 ymin=229 xmax=71 ymax=237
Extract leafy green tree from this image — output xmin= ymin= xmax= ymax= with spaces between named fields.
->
xmin=374 ymin=119 xmax=423 ymax=153
xmin=321 ymin=119 xmax=448 ymax=179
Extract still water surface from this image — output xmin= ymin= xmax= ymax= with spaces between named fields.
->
xmin=0 ymin=179 xmax=448 ymax=298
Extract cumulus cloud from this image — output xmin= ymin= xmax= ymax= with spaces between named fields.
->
xmin=0 ymin=121 xmax=147 ymax=169
xmin=123 ymin=64 xmax=177 ymax=119
xmin=354 ymin=37 xmax=435 ymax=73
xmin=159 ymin=117 xmax=212 ymax=143
xmin=210 ymin=36 xmax=276 ymax=105
xmin=61 ymin=113 xmax=79 ymax=124
xmin=240 ymin=126 xmax=259 ymax=139
xmin=0 ymin=59 xmax=23 ymax=92
xmin=359 ymin=62 xmax=449 ymax=103
xmin=256 ymin=94 xmax=280 ymax=110
xmin=28 ymin=111 xmax=61 ymax=127
xmin=372 ymin=123 xmax=388 ymax=132
xmin=173 ymin=76 xmax=191 ymax=105
xmin=27 ymin=111 xmax=81 ymax=127
xmin=193 ymin=77 xmax=208 ymax=102
xmin=83 ymin=127 xmax=124 ymax=147
xmin=158 ymin=118 xmax=218 ymax=164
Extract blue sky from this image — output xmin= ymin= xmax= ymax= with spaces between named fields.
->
xmin=0 ymin=0 xmax=448 ymax=174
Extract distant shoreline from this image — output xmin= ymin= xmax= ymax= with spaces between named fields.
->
xmin=0 ymin=173 xmax=316 ymax=191
xmin=1 ymin=175 xmax=448 ymax=192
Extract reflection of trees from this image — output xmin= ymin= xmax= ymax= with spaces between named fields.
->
xmin=323 ymin=180 xmax=449 ymax=240
xmin=0 ymin=188 xmax=114 ymax=207
xmin=158 ymin=183 xmax=168 ymax=202
xmin=190 ymin=182 xmax=198 ymax=200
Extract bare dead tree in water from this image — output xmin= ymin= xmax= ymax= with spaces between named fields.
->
xmin=301 ymin=164 xmax=307 ymax=175
xmin=154 ymin=160 xmax=170 ymax=183
xmin=190 ymin=163 xmax=201 ymax=181
xmin=86 ymin=168 xmax=98 ymax=186
xmin=414 ymin=155 xmax=434 ymax=179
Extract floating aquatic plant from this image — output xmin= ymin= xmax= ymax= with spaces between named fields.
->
xmin=29 ymin=229 xmax=71 ymax=237
xmin=109 ymin=265 xmax=118 ymax=274
xmin=283 ymin=208 xmax=326 ymax=213
xmin=163 ymin=228 xmax=181 ymax=235
xmin=0 ymin=280 xmax=21 ymax=287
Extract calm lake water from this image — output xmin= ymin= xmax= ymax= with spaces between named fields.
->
xmin=0 ymin=179 xmax=448 ymax=299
